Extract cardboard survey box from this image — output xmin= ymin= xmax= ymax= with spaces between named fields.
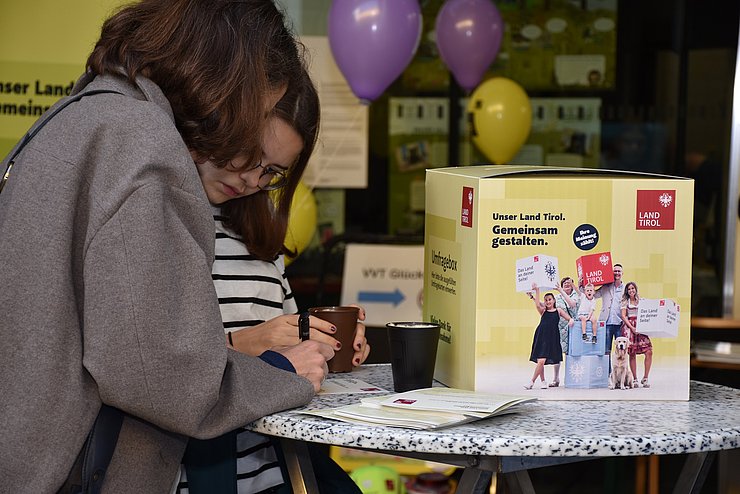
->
xmin=576 ymin=252 xmax=614 ymax=287
xmin=636 ymin=298 xmax=680 ymax=338
xmin=564 ymin=355 xmax=610 ymax=389
xmin=424 ymin=165 xmax=693 ymax=401
xmin=568 ymin=320 xmax=606 ymax=357
xmin=515 ymin=254 xmax=559 ymax=292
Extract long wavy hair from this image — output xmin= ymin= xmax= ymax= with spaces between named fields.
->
xmin=621 ymin=281 xmax=640 ymax=304
xmin=86 ymin=0 xmax=304 ymax=168
xmin=222 ymin=69 xmax=320 ymax=260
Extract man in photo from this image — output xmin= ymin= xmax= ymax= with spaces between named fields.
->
xmin=593 ymin=263 xmax=625 ymax=363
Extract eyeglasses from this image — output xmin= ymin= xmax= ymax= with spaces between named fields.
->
xmin=253 ymin=160 xmax=287 ymax=190
xmin=228 ymin=159 xmax=287 ymax=191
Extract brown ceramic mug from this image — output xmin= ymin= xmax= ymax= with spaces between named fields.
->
xmin=308 ymin=306 xmax=360 ymax=373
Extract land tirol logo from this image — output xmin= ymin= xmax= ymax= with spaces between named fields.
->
xmin=636 ymin=190 xmax=675 ymax=230
xmin=461 ymin=186 xmax=474 ymax=228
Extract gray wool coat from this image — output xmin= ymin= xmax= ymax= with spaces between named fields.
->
xmin=0 ymin=72 xmax=314 ymax=493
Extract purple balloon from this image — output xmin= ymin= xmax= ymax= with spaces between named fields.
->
xmin=436 ymin=0 xmax=504 ymax=92
xmin=328 ymin=0 xmax=422 ymax=103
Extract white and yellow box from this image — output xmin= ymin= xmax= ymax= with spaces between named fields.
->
xmin=424 ymin=165 xmax=693 ymax=400
xmin=637 ymin=298 xmax=680 ymax=338
xmin=515 ymin=254 xmax=559 ymax=292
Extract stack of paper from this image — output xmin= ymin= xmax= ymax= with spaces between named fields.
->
xmin=300 ymin=387 xmax=535 ymax=430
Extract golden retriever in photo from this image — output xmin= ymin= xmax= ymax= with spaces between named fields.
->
xmin=609 ymin=336 xmax=634 ymax=389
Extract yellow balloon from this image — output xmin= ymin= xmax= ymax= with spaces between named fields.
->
xmin=284 ymin=181 xmax=317 ymax=265
xmin=467 ymin=77 xmax=532 ymax=164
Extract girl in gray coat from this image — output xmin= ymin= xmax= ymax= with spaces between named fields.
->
xmin=0 ymin=1 xmax=333 ymax=492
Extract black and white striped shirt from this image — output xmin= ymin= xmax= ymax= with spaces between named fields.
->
xmin=178 ymin=214 xmax=297 ymax=493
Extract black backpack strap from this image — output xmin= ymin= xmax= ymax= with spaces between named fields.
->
xmin=81 ymin=405 xmax=125 ymax=494
xmin=58 ymin=406 xmax=125 ymax=494
xmin=1 ymin=89 xmax=123 ymax=194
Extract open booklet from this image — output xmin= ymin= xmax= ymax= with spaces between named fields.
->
xmin=299 ymin=387 xmax=536 ymax=430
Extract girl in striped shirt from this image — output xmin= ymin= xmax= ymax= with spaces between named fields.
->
xmin=181 ymin=70 xmax=369 ymax=493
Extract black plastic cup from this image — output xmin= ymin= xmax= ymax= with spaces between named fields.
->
xmin=386 ymin=322 xmax=441 ymax=392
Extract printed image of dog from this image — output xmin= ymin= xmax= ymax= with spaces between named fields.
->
xmin=609 ymin=336 xmax=634 ymax=389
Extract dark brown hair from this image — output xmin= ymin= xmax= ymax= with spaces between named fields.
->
xmin=621 ymin=281 xmax=640 ymax=303
xmin=86 ymin=0 xmax=303 ymax=166
xmin=222 ymin=69 xmax=320 ymax=260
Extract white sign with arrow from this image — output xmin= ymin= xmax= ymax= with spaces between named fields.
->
xmin=340 ymin=244 xmax=424 ymax=327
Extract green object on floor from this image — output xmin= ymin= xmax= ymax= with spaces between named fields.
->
xmin=351 ymin=465 xmax=405 ymax=494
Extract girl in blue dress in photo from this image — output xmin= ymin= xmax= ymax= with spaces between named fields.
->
xmin=525 ymin=283 xmax=575 ymax=390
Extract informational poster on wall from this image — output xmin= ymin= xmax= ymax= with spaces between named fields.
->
xmin=458 ymin=97 xmax=601 ymax=168
xmin=387 ymin=97 xmax=453 ymax=235
xmin=0 ymin=0 xmax=125 ymax=157
xmin=509 ymin=98 xmax=602 ymax=168
xmin=301 ymin=36 xmax=368 ymax=189
xmin=490 ymin=0 xmax=617 ymax=92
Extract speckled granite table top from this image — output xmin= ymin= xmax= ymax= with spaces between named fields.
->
xmin=246 ymin=364 xmax=740 ymax=458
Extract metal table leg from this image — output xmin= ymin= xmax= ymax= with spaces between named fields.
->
xmin=672 ymin=451 xmax=717 ymax=494
xmin=457 ymin=468 xmax=493 ymax=493
xmin=279 ymin=438 xmax=320 ymax=494
xmin=503 ymin=470 xmax=537 ymax=494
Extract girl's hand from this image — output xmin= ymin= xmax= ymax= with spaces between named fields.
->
xmin=229 ymin=314 xmax=341 ymax=356
xmin=275 ymin=341 xmax=334 ymax=392
xmin=351 ymin=322 xmax=371 ymax=366
xmin=568 ymin=319 xmax=575 ymax=327
xmin=347 ymin=304 xmax=371 ymax=367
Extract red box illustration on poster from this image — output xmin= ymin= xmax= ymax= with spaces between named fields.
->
xmin=576 ymin=252 xmax=614 ymax=287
